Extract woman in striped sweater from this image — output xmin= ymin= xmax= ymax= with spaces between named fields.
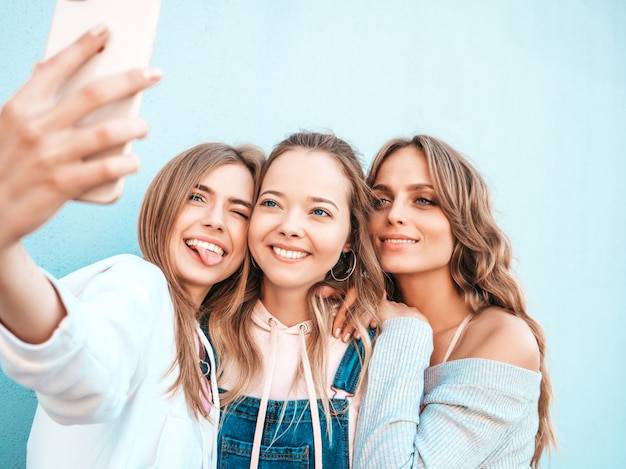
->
xmin=353 ymin=135 xmax=556 ymax=468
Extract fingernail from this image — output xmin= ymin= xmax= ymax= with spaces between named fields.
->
xmin=89 ymin=23 xmax=107 ymax=38
xmin=343 ymin=333 xmax=351 ymax=343
xmin=334 ymin=328 xmax=341 ymax=338
xmin=143 ymin=68 xmax=163 ymax=82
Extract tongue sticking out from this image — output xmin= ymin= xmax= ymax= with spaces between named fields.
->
xmin=195 ymin=246 xmax=223 ymax=266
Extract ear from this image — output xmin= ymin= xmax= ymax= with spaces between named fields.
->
xmin=342 ymin=241 xmax=352 ymax=253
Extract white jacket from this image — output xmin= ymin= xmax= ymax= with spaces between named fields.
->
xmin=0 ymin=255 xmax=219 ymax=469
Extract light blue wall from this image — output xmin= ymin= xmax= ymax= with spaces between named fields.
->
xmin=1 ymin=1 xmax=624 ymax=467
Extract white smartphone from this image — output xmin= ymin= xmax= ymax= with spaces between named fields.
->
xmin=45 ymin=0 xmax=162 ymax=203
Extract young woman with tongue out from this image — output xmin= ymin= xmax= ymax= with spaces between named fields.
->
xmin=208 ymin=132 xmax=387 ymax=469
xmin=0 ymin=30 xmax=264 ymax=468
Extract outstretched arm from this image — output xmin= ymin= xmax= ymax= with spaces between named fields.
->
xmin=0 ymin=25 xmax=161 ymax=343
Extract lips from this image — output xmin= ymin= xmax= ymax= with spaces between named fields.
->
xmin=185 ymin=238 xmax=226 ymax=266
xmin=379 ymin=235 xmax=418 ymax=250
xmin=272 ymin=246 xmax=309 ymax=260
xmin=381 ymin=238 xmax=417 ymax=245
xmin=186 ymin=238 xmax=225 ymax=255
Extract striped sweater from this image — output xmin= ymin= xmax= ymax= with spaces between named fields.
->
xmin=354 ymin=318 xmax=541 ymax=468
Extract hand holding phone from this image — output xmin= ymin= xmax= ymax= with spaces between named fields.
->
xmin=45 ymin=0 xmax=162 ymax=203
xmin=0 ymin=26 xmax=162 ymax=250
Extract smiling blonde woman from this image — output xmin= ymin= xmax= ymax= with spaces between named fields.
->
xmin=354 ymin=135 xmax=556 ymax=469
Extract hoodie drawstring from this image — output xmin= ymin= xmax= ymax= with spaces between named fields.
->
xmin=298 ymin=323 xmax=323 ymax=469
xmin=250 ymin=318 xmax=278 ymax=469
xmin=250 ymin=319 xmax=323 ymax=469
xmin=197 ymin=327 xmax=219 ymax=469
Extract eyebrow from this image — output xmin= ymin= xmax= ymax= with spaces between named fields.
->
xmin=259 ymin=190 xmax=340 ymax=211
xmin=195 ymin=184 xmax=253 ymax=209
xmin=372 ymin=183 xmax=434 ymax=192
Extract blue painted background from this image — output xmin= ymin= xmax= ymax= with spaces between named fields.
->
xmin=1 ymin=1 xmax=624 ymax=467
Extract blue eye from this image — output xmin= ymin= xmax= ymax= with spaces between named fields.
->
xmin=261 ymin=199 xmax=278 ymax=208
xmin=189 ymin=193 xmax=204 ymax=202
xmin=416 ymin=197 xmax=435 ymax=205
xmin=312 ymin=208 xmax=330 ymax=217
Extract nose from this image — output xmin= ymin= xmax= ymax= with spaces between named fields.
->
xmin=386 ymin=199 xmax=406 ymax=225
xmin=202 ymin=203 xmax=225 ymax=231
xmin=278 ymin=210 xmax=304 ymax=238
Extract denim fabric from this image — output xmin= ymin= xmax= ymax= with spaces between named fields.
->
xmin=331 ymin=328 xmax=375 ymax=395
xmin=219 ymin=396 xmax=350 ymax=468
xmin=216 ymin=338 xmax=368 ymax=469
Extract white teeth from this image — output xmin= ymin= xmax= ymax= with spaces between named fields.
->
xmin=185 ymin=239 xmax=225 ymax=256
xmin=384 ymin=238 xmax=417 ymax=244
xmin=273 ymin=247 xmax=308 ymax=259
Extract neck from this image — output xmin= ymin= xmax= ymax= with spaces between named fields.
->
xmin=395 ymin=268 xmax=469 ymax=333
xmin=260 ymin=281 xmax=310 ymax=327
xmin=188 ymin=285 xmax=212 ymax=310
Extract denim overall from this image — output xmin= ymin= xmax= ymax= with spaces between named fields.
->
xmin=216 ymin=338 xmax=367 ymax=469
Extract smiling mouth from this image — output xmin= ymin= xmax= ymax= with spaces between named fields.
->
xmin=272 ymin=246 xmax=309 ymax=260
xmin=185 ymin=239 xmax=225 ymax=256
xmin=382 ymin=238 xmax=417 ymax=245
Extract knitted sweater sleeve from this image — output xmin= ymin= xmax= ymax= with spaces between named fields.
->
xmin=353 ymin=317 xmax=541 ymax=469
xmin=353 ymin=317 xmax=431 ymax=468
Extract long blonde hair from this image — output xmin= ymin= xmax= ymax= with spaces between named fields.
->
xmin=367 ymin=135 xmax=556 ymax=467
xmin=210 ymin=132 xmax=385 ymax=426
xmin=138 ymin=142 xmax=265 ymax=419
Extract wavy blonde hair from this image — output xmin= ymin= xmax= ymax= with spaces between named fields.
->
xmin=367 ymin=135 xmax=556 ymax=467
xmin=138 ymin=142 xmax=265 ymax=419
xmin=210 ymin=132 xmax=385 ymax=429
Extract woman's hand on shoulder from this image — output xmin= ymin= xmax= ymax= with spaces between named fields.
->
xmin=0 ymin=25 xmax=161 ymax=249
xmin=325 ymin=287 xmax=377 ymax=342
xmin=328 ymin=289 xmax=429 ymax=342
xmin=460 ymin=308 xmax=540 ymax=371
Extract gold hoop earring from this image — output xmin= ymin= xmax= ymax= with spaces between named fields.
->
xmin=330 ymin=250 xmax=356 ymax=282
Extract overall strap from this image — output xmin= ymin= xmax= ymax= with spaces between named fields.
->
xmin=331 ymin=328 xmax=376 ymax=396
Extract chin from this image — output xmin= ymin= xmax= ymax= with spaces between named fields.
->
xmin=381 ymin=262 xmax=412 ymax=275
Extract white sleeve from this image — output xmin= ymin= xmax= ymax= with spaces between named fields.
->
xmin=0 ymin=256 xmax=171 ymax=425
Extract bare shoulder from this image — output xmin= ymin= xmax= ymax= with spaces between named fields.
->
xmin=457 ymin=307 xmax=540 ymax=371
